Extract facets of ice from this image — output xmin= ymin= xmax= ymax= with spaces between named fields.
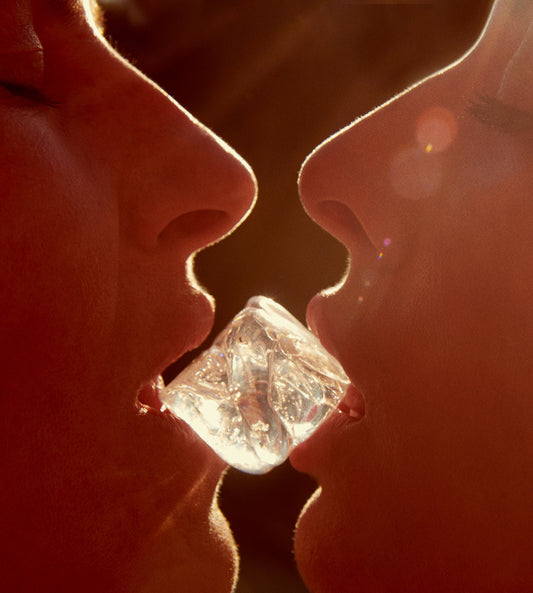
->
xmin=160 ymin=296 xmax=350 ymax=474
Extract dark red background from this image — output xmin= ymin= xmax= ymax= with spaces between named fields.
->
xmin=105 ymin=1 xmax=492 ymax=590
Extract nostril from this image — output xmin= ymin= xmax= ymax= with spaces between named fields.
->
xmin=157 ymin=209 xmax=230 ymax=250
xmin=318 ymin=201 xmax=361 ymax=236
xmin=317 ymin=200 xmax=376 ymax=257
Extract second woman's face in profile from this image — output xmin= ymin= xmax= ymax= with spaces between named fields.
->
xmin=292 ymin=0 xmax=533 ymax=591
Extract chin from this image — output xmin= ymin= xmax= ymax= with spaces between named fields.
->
xmin=205 ymin=503 xmax=240 ymax=593
xmin=294 ymin=489 xmax=427 ymax=593
xmin=293 ymin=488 xmax=359 ymax=593
xmin=127 ymin=498 xmax=239 ymax=593
xmin=294 ymin=485 xmax=533 ymax=593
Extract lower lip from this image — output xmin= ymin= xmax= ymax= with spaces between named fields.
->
xmin=289 ymin=404 xmax=361 ymax=475
xmin=289 ymin=294 xmax=368 ymax=473
xmin=137 ymin=376 xmax=227 ymax=472
xmin=289 ymin=380 xmax=366 ymax=473
xmin=184 ymin=290 xmax=216 ymax=351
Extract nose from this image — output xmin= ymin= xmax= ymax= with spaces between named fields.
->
xmin=298 ymin=77 xmax=449 ymax=263
xmin=104 ymin=57 xmax=257 ymax=255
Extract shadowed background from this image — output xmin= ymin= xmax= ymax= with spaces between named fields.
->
xmin=103 ymin=1 xmax=491 ymax=590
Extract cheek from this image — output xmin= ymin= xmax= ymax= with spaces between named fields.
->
xmin=0 ymin=114 xmax=119 ymax=387
xmin=370 ymin=131 xmax=533 ymax=383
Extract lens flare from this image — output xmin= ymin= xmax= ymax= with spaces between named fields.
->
xmin=416 ymin=106 xmax=458 ymax=153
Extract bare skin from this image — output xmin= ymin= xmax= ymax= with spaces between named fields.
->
xmin=0 ymin=1 xmax=256 ymax=591
xmin=291 ymin=0 xmax=533 ymax=591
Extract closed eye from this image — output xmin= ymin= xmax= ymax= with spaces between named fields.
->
xmin=0 ymin=81 xmax=59 ymax=108
xmin=467 ymin=95 xmax=533 ymax=135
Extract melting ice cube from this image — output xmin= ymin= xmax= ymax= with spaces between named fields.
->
xmin=161 ymin=296 xmax=350 ymax=474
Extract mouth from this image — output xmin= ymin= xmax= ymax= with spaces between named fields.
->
xmin=134 ymin=281 xmax=216 ymax=408
xmin=338 ymin=383 xmax=366 ymax=420
xmin=289 ymin=379 xmax=365 ymax=474
xmin=132 ymin=290 xmax=218 ymax=449
xmin=135 ymin=374 xmax=228 ymax=474
xmin=308 ymin=289 xmax=368 ymax=421
xmin=137 ymin=375 xmax=166 ymax=411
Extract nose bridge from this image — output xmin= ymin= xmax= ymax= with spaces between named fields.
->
xmin=102 ymin=54 xmax=256 ymax=252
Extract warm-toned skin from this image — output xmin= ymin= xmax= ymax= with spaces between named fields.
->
xmin=291 ymin=0 xmax=533 ymax=591
xmin=0 ymin=1 xmax=256 ymax=592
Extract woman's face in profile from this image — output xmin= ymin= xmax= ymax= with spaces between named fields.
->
xmin=292 ymin=0 xmax=533 ymax=591
xmin=0 ymin=1 xmax=255 ymax=591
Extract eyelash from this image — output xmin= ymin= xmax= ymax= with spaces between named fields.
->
xmin=0 ymin=81 xmax=59 ymax=109
xmin=467 ymin=95 xmax=533 ymax=134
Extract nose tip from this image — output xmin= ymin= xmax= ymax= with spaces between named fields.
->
xmin=300 ymin=150 xmax=377 ymax=263
xmin=123 ymin=100 xmax=257 ymax=254
xmin=157 ymin=139 xmax=257 ymax=254
xmin=217 ymin=148 xmax=258 ymax=236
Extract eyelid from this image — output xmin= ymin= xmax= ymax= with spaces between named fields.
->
xmin=467 ymin=95 xmax=533 ymax=135
xmin=0 ymin=80 xmax=59 ymax=109
xmin=0 ymin=49 xmax=45 ymax=89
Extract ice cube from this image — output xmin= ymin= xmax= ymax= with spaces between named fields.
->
xmin=160 ymin=296 xmax=350 ymax=474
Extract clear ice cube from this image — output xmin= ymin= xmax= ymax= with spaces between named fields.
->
xmin=160 ymin=296 xmax=350 ymax=474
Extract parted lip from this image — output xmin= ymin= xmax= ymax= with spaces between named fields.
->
xmin=305 ymin=290 xmax=367 ymax=416
xmin=305 ymin=291 xmax=342 ymax=361
xmin=290 ymin=299 xmax=367 ymax=475
xmin=160 ymin=286 xmax=215 ymax=368
xmin=135 ymin=373 xmax=228 ymax=475
xmin=137 ymin=375 xmax=165 ymax=410
xmin=135 ymin=293 xmax=213 ymax=412
xmin=288 ymin=379 xmax=365 ymax=475
xmin=131 ymin=287 xmax=226 ymax=462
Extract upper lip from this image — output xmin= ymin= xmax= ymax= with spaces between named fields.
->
xmin=136 ymin=286 xmax=215 ymax=409
xmin=306 ymin=297 xmax=339 ymax=360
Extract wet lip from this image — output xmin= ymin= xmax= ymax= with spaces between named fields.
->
xmin=305 ymin=295 xmax=367 ymax=419
xmin=136 ymin=375 xmax=228 ymax=472
xmin=136 ymin=287 xmax=215 ymax=411
xmin=137 ymin=375 xmax=166 ymax=410
xmin=306 ymin=292 xmax=341 ymax=360
xmin=338 ymin=383 xmax=366 ymax=420
xmin=289 ymin=382 xmax=365 ymax=474
xmin=136 ymin=286 xmax=215 ymax=410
